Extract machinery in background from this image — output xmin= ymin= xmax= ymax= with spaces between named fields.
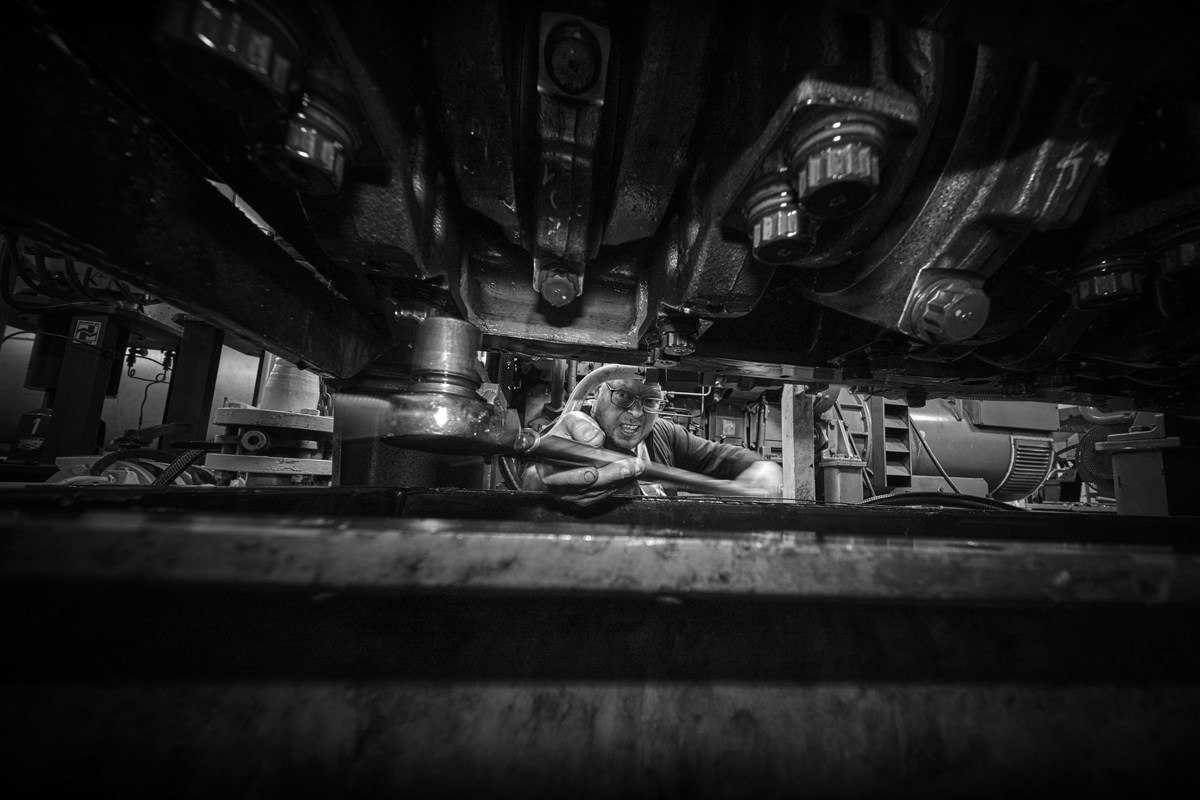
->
xmin=44 ymin=422 xmax=217 ymax=487
xmin=487 ymin=347 xmax=1067 ymax=506
xmin=32 ymin=354 xmax=334 ymax=488
xmin=204 ymin=355 xmax=334 ymax=487
xmin=673 ymin=380 xmax=1062 ymax=506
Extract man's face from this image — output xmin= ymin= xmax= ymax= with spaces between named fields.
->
xmin=593 ymin=378 xmax=665 ymax=451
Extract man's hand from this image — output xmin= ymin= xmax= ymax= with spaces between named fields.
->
xmin=733 ymin=460 xmax=783 ymax=497
xmin=520 ymin=411 xmax=645 ymax=506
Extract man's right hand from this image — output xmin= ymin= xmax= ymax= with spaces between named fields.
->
xmin=519 ymin=410 xmax=645 ymax=506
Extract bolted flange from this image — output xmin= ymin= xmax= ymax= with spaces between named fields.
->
xmin=653 ymin=315 xmax=701 ymax=358
xmin=660 ymin=329 xmax=694 ymax=357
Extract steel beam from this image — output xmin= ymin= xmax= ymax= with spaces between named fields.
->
xmin=161 ymin=318 xmax=224 ymax=447
xmin=3 ymin=506 xmax=1200 ymax=797
xmin=4 ymin=506 xmax=1199 ymax=604
xmin=4 ymin=488 xmax=1200 ymax=795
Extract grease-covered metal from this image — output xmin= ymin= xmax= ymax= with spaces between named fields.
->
xmin=4 ymin=509 xmax=1198 ymax=604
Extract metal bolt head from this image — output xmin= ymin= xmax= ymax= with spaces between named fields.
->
xmin=661 ymin=329 xmax=694 ymax=357
xmin=741 ymin=171 xmax=814 ymax=264
xmin=751 ymin=204 xmax=814 ymax=264
xmin=544 ymin=21 xmax=602 ymax=96
xmin=798 ymin=142 xmax=880 ymax=217
xmin=1068 ymin=253 xmax=1146 ymax=309
xmin=256 ymin=76 xmax=359 ymax=196
xmin=154 ymin=0 xmax=303 ymax=120
xmin=539 ymin=268 xmax=578 ymax=307
xmin=787 ymin=116 xmax=887 ymax=219
xmin=914 ymin=278 xmax=990 ymax=343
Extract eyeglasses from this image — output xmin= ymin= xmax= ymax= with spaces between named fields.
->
xmin=604 ymin=382 xmax=668 ymax=413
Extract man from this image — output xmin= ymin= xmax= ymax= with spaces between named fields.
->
xmin=520 ymin=368 xmax=783 ymax=506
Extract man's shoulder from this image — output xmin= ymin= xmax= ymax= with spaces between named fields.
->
xmin=650 ymin=416 xmax=687 ymax=442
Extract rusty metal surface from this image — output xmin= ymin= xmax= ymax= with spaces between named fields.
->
xmin=3 ymin=503 xmax=1199 ymax=604
xmin=3 ymin=486 xmax=1200 ymax=795
xmin=3 ymin=580 xmax=1200 ymax=797
xmin=6 ymin=484 xmax=1200 ymax=545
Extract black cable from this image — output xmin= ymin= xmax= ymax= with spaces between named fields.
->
xmin=0 ymin=329 xmax=120 ymax=358
xmin=1 ymin=233 xmax=102 ymax=313
xmin=61 ymin=255 xmax=98 ymax=301
xmin=112 ymin=276 xmax=145 ymax=307
xmin=131 ymin=354 xmax=172 ymax=371
xmin=857 ymin=491 xmax=1023 ymax=512
xmin=151 ymin=448 xmax=208 ymax=486
xmin=138 ymin=376 xmax=168 ymax=428
xmin=497 ymin=455 xmax=522 ymax=490
xmin=0 ymin=331 xmax=38 ymax=346
xmin=88 ymin=447 xmax=168 ymax=476
xmin=905 ymin=415 xmax=962 ymax=494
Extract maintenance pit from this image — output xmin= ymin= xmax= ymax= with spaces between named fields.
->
xmin=3 ymin=487 xmax=1199 ymax=798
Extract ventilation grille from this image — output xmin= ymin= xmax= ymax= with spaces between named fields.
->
xmin=1076 ymin=423 xmax=1129 ymax=495
xmin=992 ymin=436 xmax=1053 ymax=501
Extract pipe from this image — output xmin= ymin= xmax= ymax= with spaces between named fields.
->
xmin=565 ymin=358 xmax=578 ymax=396
xmin=547 ymin=358 xmax=567 ymax=412
xmin=512 ymin=429 xmax=772 ymax=498
xmin=1080 ymin=406 xmax=1136 ymax=426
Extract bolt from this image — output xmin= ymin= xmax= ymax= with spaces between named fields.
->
xmin=911 ymin=277 xmax=990 ymax=343
xmin=786 ymin=114 xmax=887 ymax=219
xmin=239 ymin=429 xmax=270 ymax=452
xmin=661 ymin=329 xmax=695 ymax=357
xmin=1068 ymin=252 xmax=1146 ymax=309
xmin=544 ymin=21 xmax=602 ymax=96
xmin=256 ymin=61 xmax=359 ymax=195
xmin=154 ymin=0 xmax=303 ymax=120
xmin=538 ymin=267 xmax=578 ymax=307
xmin=741 ymin=169 xmax=814 ymax=264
